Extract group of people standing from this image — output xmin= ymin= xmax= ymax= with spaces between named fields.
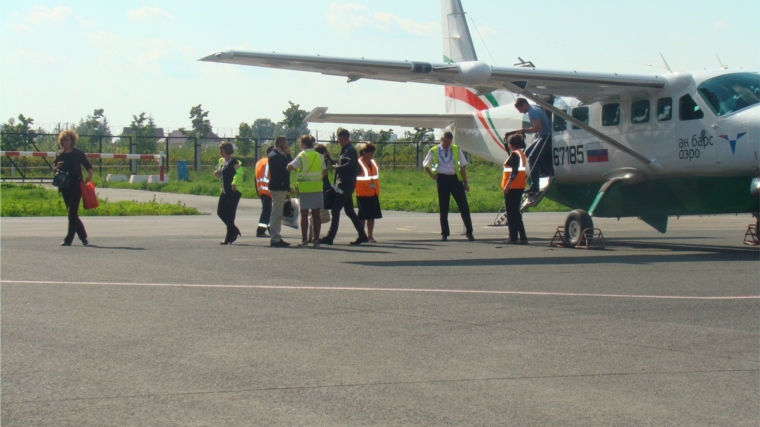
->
xmin=233 ymin=128 xmax=384 ymax=248
xmin=55 ymin=97 xmax=547 ymax=248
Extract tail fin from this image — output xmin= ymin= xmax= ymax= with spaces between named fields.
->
xmin=442 ymin=0 xmax=477 ymax=63
xmin=443 ymin=0 xmax=505 ymax=113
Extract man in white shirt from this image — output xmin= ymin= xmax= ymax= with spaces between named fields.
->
xmin=423 ymin=131 xmax=474 ymax=241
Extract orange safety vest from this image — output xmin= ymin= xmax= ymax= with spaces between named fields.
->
xmin=255 ymin=157 xmax=271 ymax=198
xmin=501 ymin=149 xmax=527 ymax=190
xmin=356 ymin=158 xmax=380 ymax=197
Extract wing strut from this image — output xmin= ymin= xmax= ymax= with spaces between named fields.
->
xmin=503 ymin=82 xmax=652 ymax=165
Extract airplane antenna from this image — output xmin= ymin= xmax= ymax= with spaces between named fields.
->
xmin=514 ymin=57 xmax=536 ymax=68
xmin=659 ymin=53 xmax=673 ymax=73
xmin=716 ymin=54 xmax=728 ymax=69
xmin=467 ymin=15 xmax=498 ymax=66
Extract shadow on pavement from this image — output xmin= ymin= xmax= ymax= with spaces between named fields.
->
xmin=86 ymin=245 xmax=146 ymax=251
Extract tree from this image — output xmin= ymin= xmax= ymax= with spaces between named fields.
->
xmin=252 ymin=118 xmax=280 ymax=140
xmin=75 ymin=109 xmax=111 ymax=138
xmin=279 ymin=101 xmax=309 ymax=140
xmin=376 ymin=129 xmax=395 ymax=144
xmin=185 ymin=104 xmax=212 ymax=139
xmin=411 ymin=127 xmax=435 ymax=144
xmin=351 ymin=128 xmax=368 ymax=141
xmin=235 ymin=122 xmax=254 ymax=156
xmin=129 ymin=112 xmax=159 ymax=153
xmin=1 ymin=114 xmax=36 ymax=150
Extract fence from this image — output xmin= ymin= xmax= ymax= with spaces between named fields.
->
xmin=1 ymin=132 xmax=454 ymax=179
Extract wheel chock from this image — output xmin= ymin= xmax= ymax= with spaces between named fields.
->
xmin=576 ymin=228 xmax=605 ymax=250
xmin=743 ymin=224 xmax=759 ymax=246
xmin=549 ymin=226 xmax=566 ymax=248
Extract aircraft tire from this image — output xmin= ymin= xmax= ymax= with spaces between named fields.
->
xmin=564 ymin=209 xmax=593 ymax=248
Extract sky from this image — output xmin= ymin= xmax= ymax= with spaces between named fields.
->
xmin=2 ymin=0 xmax=758 ymax=137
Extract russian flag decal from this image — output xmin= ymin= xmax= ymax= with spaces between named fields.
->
xmin=587 ymin=148 xmax=609 ymax=163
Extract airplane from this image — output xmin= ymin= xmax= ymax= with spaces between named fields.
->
xmin=200 ymin=0 xmax=760 ymax=247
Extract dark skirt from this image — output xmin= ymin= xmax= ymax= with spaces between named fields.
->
xmin=357 ymin=195 xmax=383 ymax=220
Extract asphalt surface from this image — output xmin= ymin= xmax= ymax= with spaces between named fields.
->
xmin=2 ymin=188 xmax=759 ymax=426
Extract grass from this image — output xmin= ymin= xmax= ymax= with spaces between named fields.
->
xmin=0 ymin=182 xmax=202 ymax=217
xmin=99 ymin=163 xmax=570 ymax=213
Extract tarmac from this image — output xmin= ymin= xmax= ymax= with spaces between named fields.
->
xmin=1 ymin=187 xmax=759 ymax=426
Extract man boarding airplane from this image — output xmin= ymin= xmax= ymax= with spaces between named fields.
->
xmin=200 ymin=0 xmax=760 ymax=247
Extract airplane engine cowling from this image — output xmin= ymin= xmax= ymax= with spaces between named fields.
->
xmin=457 ymin=61 xmax=491 ymax=85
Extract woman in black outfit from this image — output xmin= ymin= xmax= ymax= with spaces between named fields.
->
xmin=214 ymin=141 xmax=244 ymax=244
xmin=53 ymin=130 xmax=94 ymax=246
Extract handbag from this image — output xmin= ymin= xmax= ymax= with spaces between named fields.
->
xmin=52 ymin=169 xmax=71 ymax=189
xmin=80 ymin=181 xmax=99 ymax=210
xmin=319 ymin=209 xmax=331 ymax=224
xmin=282 ymin=198 xmax=300 ymax=229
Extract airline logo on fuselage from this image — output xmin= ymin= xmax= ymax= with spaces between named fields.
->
xmin=718 ymin=132 xmax=747 ymax=155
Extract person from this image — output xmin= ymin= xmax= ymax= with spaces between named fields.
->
xmin=268 ymin=136 xmax=293 ymax=247
xmin=502 ymin=133 xmax=529 ymax=244
xmin=254 ymin=146 xmax=275 ymax=237
xmin=52 ymin=130 xmax=93 ymax=246
xmin=320 ymin=128 xmax=369 ymax=246
xmin=513 ymin=97 xmax=552 ymax=195
xmin=308 ymin=144 xmax=336 ymax=243
xmin=356 ymin=142 xmax=382 ymax=243
xmin=213 ymin=141 xmax=244 ymax=244
xmin=287 ymin=135 xmax=327 ymax=248
xmin=423 ymin=131 xmax=474 ymax=241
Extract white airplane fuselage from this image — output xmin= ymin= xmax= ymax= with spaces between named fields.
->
xmin=446 ymin=69 xmax=759 ymax=223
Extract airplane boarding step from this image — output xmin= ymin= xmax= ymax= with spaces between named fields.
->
xmin=491 ymin=176 xmax=554 ymax=226
xmin=521 ymin=176 xmax=554 ymax=212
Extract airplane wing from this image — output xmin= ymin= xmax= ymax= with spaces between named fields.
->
xmin=304 ymin=107 xmax=472 ymax=128
xmin=200 ymin=51 xmax=666 ymax=103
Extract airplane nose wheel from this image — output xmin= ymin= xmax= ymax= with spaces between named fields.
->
xmin=744 ymin=214 xmax=759 ymax=246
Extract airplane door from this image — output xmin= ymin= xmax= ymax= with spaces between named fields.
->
xmin=675 ymin=93 xmax=716 ymax=168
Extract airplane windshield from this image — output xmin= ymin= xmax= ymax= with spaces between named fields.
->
xmin=697 ymin=72 xmax=760 ymax=116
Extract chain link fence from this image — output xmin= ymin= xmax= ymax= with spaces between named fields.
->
xmin=1 ymin=132 xmax=461 ymax=179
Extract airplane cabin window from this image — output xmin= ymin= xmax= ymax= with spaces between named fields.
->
xmin=657 ymin=98 xmax=672 ymax=121
xmin=602 ymin=103 xmax=621 ymax=126
xmin=631 ymin=100 xmax=650 ymax=124
xmin=679 ymin=94 xmax=704 ymax=121
xmin=571 ymin=107 xmax=589 ymax=129
xmin=553 ymin=114 xmax=567 ymax=132
xmin=697 ymin=72 xmax=760 ymax=116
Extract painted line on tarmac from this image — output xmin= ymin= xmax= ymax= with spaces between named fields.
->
xmin=2 ymin=280 xmax=759 ymax=300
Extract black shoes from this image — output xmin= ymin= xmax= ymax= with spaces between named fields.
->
xmin=270 ymin=240 xmax=291 ymax=247
xmin=350 ymin=236 xmax=369 ymax=246
xmin=319 ymin=236 xmax=334 ymax=245
xmin=256 ymin=227 xmax=268 ymax=238
xmin=81 ymin=238 xmax=89 ymax=246
xmin=60 ymin=241 xmax=72 ymax=246
xmin=441 ymin=235 xmax=448 ymax=242
xmin=466 ymin=233 xmax=475 ymax=241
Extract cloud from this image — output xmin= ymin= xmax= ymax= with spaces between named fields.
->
xmin=4 ymin=49 xmax=70 ymax=66
xmin=127 ymin=6 xmax=175 ymax=23
xmin=326 ymin=3 xmax=437 ymax=37
xmin=25 ymin=5 xmax=94 ymax=27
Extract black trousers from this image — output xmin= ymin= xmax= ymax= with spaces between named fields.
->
xmin=525 ymin=134 xmax=552 ymax=191
xmin=60 ymin=185 xmax=87 ymax=243
xmin=217 ymin=191 xmax=242 ymax=241
xmin=257 ymin=195 xmax=272 ymax=230
xmin=437 ymin=174 xmax=473 ymax=236
xmin=325 ymin=186 xmax=366 ymax=240
xmin=505 ymin=189 xmax=527 ymax=242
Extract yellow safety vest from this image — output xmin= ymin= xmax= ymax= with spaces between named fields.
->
xmin=429 ymin=144 xmax=463 ymax=181
xmin=294 ymin=150 xmax=323 ymax=194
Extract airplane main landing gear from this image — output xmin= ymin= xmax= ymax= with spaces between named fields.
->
xmin=550 ymin=209 xmax=605 ymax=249
xmin=744 ymin=214 xmax=759 ymax=246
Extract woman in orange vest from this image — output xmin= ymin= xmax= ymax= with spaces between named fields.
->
xmin=502 ymin=134 xmax=528 ymax=244
xmin=254 ymin=146 xmax=275 ymax=237
xmin=356 ymin=143 xmax=382 ymax=243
